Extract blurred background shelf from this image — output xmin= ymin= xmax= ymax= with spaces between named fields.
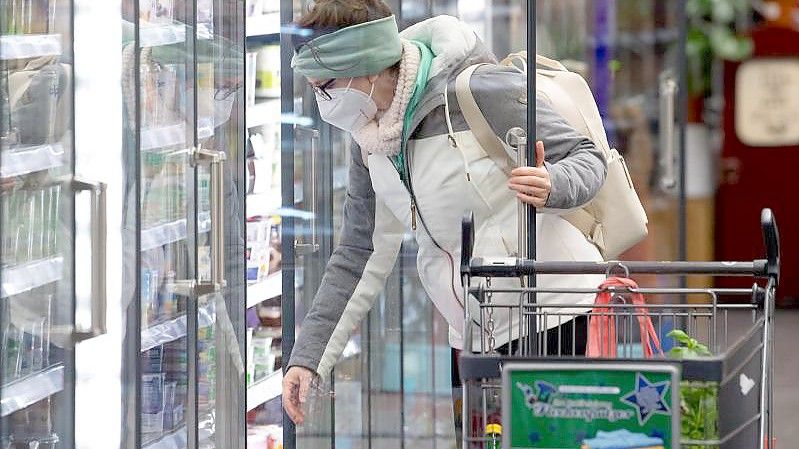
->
xmin=246 ymin=100 xmax=280 ymax=129
xmin=246 ymin=13 xmax=280 ymax=38
xmin=138 ymin=22 xmax=212 ymax=48
xmin=141 ymin=420 xmax=213 ymax=449
xmin=0 ymin=34 xmax=61 ymax=60
xmin=141 ymin=219 xmax=188 ymax=251
xmin=1 ymin=256 xmax=64 ymax=298
xmin=247 ymin=191 xmax=281 ymax=218
xmin=1 ymin=364 xmax=65 ymax=417
xmin=246 ymin=370 xmax=282 ymax=411
xmin=1 ymin=143 xmax=66 ymax=179
xmin=141 ymin=124 xmax=186 ymax=152
xmin=246 ymin=273 xmax=282 ymax=309
xmin=141 ymin=214 xmax=210 ymax=252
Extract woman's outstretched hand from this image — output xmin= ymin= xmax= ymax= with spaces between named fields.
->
xmin=508 ymin=140 xmax=551 ymax=208
xmin=282 ymin=366 xmax=317 ymax=425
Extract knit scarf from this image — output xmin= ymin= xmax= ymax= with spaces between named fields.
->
xmin=352 ymin=39 xmax=421 ymax=156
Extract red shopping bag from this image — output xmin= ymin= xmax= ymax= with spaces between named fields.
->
xmin=586 ymin=277 xmax=663 ymax=358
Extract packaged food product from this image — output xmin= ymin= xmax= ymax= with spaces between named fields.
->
xmin=141 ymin=373 xmax=166 ymax=435
xmin=246 ymin=52 xmax=258 ymax=106
xmin=162 ymin=381 xmax=177 ymax=430
xmin=246 ymin=328 xmax=255 ymax=385
xmin=252 ymin=334 xmax=275 ymax=381
xmin=256 ymin=45 xmax=281 ymax=98
xmin=257 ymin=305 xmax=281 ymax=328
xmin=247 ymin=428 xmax=268 ymax=449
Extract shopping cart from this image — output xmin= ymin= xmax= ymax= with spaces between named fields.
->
xmin=458 ymin=208 xmax=780 ymax=449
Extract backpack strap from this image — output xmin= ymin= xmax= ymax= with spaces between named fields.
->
xmin=534 ymin=54 xmax=567 ymax=71
xmin=454 ymin=64 xmax=514 ymax=177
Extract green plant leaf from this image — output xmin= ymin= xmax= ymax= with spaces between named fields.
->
xmin=710 ymin=0 xmax=736 ymax=23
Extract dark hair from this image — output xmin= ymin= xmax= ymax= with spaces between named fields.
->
xmin=292 ymin=0 xmax=394 ymax=49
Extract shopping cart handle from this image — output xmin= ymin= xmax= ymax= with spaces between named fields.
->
xmin=761 ymin=208 xmax=780 ymax=285
xmin=462 ymin=212 xmax=475 ymax=275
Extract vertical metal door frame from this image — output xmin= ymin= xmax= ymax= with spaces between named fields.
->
xmin=124 ymin=0 xmax=143 ymax=446
xmin=187 ymin=0 xmax=200 ymax=445
xmin=280 ymin=0 xmax=297 ymax=447
xmin=214 ymin=0 xmax=247 ymax=445
xmin=677 ymin=0 xmax=688 ymax=269
xmin=65 ymin=0 xmax=78 ymax=446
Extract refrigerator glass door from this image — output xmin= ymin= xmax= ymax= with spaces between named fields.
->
xmin=193 ymin=0 xmax=246 ymax=447
xmin=126 ymin=0 xmax=197 ymax=447
xmin=1 ymin=0 xmax=79 ymax=447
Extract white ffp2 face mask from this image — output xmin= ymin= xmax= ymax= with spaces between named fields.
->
xmin=315 ymin=78 xmax=378 ymax=133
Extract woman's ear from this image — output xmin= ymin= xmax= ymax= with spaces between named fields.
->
xmin=367 ymin=73 xmax=380 ymax=84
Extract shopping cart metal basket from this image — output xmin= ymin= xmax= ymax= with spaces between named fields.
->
xmin=458 ymin=208 xmax=780 ymax=449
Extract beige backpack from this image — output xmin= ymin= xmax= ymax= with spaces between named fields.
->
xmin=454 ymin=53 xmax=648 ymax=260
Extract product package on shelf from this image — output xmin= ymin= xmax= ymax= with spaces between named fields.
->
xmin=139 ymin=0 xmax=174 ymax=24
xmin=7 ymin=62 xmax=71 ymax=147
xmin=141 ymin=372 xmax=166 ymax=437
xmin=198 ymin=324 xmax=216 ymax=411
xmin=246 ymin=0 xmax=279 ymax=17
xmin=141 ymin=338 xmax=189 ymax=442
xmin=1 ymin=294 xmax=54 ymax=382
xmin=246 ymin=51 xmax=258 ymax=107
xmin=246 ymin=216 xmax=281 ymax=283
xmin=6 ymin=399 xmax=58 ymax=448
xmin=1 ymin=185 xmax=62 ymax=266
xmin=247 ymin=130 xmax=280 ymax=195
xmin=1 ymin=0 xmax=53 ymax=34
xmin=255 ymin=45 xmax=280 ymax=98
xmin=163 ymin=340 xmax=187 ymax=430
xmin=245 ymin=303 xmax=282 ymax=386
xmin=247 ymin=425 xmax=283 ymax=449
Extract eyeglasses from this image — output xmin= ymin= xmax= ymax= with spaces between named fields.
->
xmin=311 ymin=79 xmax=336 ymax=101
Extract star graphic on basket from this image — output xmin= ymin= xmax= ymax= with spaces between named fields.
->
xmin=621 ymin=373 xmax=671 ymax=425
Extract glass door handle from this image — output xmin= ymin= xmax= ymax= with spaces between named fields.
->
xmin=72 ymin=178 xmax=108 ymax=341
xmin=659 ymin=74 xmax=678 ymax=190
xmin=193 ymin=147 xmax=227 ymax=295
xmin=294 ymin=126 xmax=320 ymax=256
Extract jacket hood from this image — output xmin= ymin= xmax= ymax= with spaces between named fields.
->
xmin=399 ymin=16 xmax=497 ymax=131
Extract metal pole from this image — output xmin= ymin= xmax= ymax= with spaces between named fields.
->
xmin=525 ymin=0 xmax=537 ymax=356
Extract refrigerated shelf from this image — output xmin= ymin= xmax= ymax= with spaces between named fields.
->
xmin=246 ymin=370 xmax=282 ymax=411
xmin=141 ymin=123 xmax=186 ymax=152
xmin=246 ymin=100 xmax=281 ymax=129
xmin=141 ymin=421 xmax=213 ymax=449
xmin=1 ymin=143 xmax=66 ymax=179
xmin=141 ymin=219 xmax=188 ymax=251
xmin=139 ymin=21 xmax=213 ymax=48
xmin=246 ymin=273 xmax=282 ymax=309
xmin=246 ymin=13 xmax=280 ymax=37
xmin=247 ymin=191 xmax=281 ymax=218
xmin=1 ymin=256 xmax=64 ymax=299
xmin=140 ymin=302 xmax=216 ymax=352
xmin=0 ymin=34 xmax=62 ymax=60
xmin=141 ymin=214 xmax=211 ymax=252
xmin=0 ymin=364 xmax=65 ymax=417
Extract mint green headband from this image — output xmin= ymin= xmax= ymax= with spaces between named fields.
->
xmin=292 ymin=15 xmax=403 ymax=79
